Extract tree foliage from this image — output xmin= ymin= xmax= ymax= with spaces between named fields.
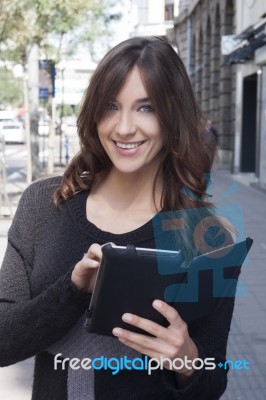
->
xmin=0 ymin=0 xmax=121 ymax=64
xmin=0 ymin=65 xmax=23 ymax=106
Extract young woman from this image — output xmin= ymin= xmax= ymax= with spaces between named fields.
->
xmin=0 ymin=37 xmax=235 ymax=400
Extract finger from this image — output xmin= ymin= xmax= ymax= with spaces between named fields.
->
xmin=120 ymin=313 xmax=166 ymax=339
xmin=118 ymin=336 xmax=176 ymax=364
xmin=75 ymin=258 xmax=100 ymax=276
xmin=152 ymin=300 xmax=184 ymax=327
xmin=118 ymin=337 xmax=163 ymax=359
xmin=113 ymin=326 xmax=156 ymax=350
xmin=82 ymin=258 xmax=100 ymax=268
xmin=112 ymin=325 xmax=173 ymax=357
xmin=85 ymin=243 xmax=102 ymax=261
xmin=113 ymin=324 xmax=178 ymax=358
xmin=121 ymin=336 xmax=193 ymax=374
xmin=101 ymin=242 xmax=116 ymax=248
xmin=71 ymin=253 xmax=100 ymax=292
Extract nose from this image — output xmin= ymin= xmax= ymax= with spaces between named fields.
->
xmin=115 ymin=110 xmax=136 ymax=136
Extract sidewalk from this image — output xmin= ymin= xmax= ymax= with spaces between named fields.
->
xmin=212 ymin=170 xmax=266 ymax=400
xmin=0 ymin=168 xmax=265 ymax=399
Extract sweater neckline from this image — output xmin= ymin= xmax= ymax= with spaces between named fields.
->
xmin=68 ymin=190 xmax=157 ymax=244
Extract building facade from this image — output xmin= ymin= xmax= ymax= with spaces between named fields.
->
xmin=171 ymin=0 xmax=266 ymax=189
xmin=230 ymin=0 xmax=266 ymax=190
xmin=171 ymin=0 xmax=237 ymax=168
xmin=130 ymin=0 xmax=179 ymax=38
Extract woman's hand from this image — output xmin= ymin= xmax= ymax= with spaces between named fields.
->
xmin=112 ymin=300 xmax=199 ymax=378
xmin=71 ymin=243 xmax=102 ymax=293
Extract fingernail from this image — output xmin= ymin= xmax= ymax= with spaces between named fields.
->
xmin=92 ymin=260 xmax=99 ymax=266
xmin=113 ymin=328 xmax=123 ymax=337
xmin=153 ymin=300 xmax=162 ymax=309
xmin=122 ymin=313 xmax=133 ymax=322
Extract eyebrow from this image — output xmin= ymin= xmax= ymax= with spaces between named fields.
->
xmin=134 ymin=97 xmax=151 ymax=104
xmin=110 ymin=97 xmax=151 ymax=104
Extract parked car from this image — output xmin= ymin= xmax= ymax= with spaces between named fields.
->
xmin=38 ymin=119 xmax=50 ymax=136
xmin=0 ymin=120 xmax=25 ymax=144
xmin=61 ymin=116 xmax=77 ymax=136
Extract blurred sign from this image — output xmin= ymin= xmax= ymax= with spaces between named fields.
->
xmin=55 ymin=60 xmax=96 ymax=106
xmin=221 ymin=35 xmax=242 ymax=55
xmin=39 ymin=88 xmax=49 ymax=99
xmin=39 ymin=60 xmax=56 ymax=99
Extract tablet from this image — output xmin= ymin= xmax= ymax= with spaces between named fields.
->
xmin=84 ymin=238 xmax=253 ymax=336
xmin=85 ymin=245 xmax=184 ymax=336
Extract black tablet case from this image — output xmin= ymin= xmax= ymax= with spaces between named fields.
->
xmin=85 ymin=238 xmax=253 ymax=337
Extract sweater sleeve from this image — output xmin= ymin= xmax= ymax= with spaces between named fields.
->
xmin=162 ymin=295 xmax=235 ymax=399
xmin=0 ymin=181 xmax=91 ymax=367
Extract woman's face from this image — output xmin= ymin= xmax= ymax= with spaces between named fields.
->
xmin=97 ymin=67 xmax=164 ymax=176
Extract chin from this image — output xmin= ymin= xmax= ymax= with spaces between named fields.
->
xmin=114 ymin=164 xmax=145 ymax=175
xmin=117 ymin=168 xmax=143 ymax=175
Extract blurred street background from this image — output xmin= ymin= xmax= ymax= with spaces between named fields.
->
xmin=1 ymin=0 xmax=266 ymax=399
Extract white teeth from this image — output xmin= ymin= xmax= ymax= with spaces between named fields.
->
xmin=115 ymin=141 xmax=143 ymax=149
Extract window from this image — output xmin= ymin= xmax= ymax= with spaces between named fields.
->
xmin=165 ymin=2 xmax=174 ymax=21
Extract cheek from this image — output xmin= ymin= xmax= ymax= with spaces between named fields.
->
xmin=97 ymin=116 xmax=114 ymax=137
xmin=97 ymin=128 xmax=110 ymax=147
xmin=149 ymin=122 xmax=163 ymax=146
xmin=96 ymin=127 xmax=109 ymax=152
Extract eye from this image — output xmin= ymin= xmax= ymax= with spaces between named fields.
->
xmin=138 ymin=105 xmax=155 ymax=113
xmin=107 ymin=102 xmax=118 ymax=111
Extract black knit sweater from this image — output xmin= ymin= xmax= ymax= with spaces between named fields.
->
xmin=0 ymin=176 xmax=235 ymax=399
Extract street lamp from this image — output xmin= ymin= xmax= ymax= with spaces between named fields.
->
xmin=57 ymin=60 xmax=66 ymax=166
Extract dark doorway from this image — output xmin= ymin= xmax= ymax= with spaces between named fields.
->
xmin=241 ymin=73 xmax=257 ymax=172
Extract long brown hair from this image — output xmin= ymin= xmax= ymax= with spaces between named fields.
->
xmin=53 ymin=36 xmax=213 ymax=213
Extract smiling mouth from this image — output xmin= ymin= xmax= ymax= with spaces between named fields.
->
xmin=113 ymin=141 xmax=145 ymax=149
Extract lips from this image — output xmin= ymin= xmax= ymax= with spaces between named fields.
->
xmin=113 ymin=140 xmax=145 ymax=149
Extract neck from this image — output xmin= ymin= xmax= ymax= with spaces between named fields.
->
xmin=93 ymin=166 xmax=163 ymax=213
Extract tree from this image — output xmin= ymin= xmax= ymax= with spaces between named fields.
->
xmin=0 ymin=0 xmax=121 ymax=182
xmin=0 ymin=0 xmax=120 ymax=63
xmin=0 ymin=66 xmax=23 ymax=106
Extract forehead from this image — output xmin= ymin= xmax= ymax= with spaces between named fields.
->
xmin=115 ymin=67 xmax=149 ymax=100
